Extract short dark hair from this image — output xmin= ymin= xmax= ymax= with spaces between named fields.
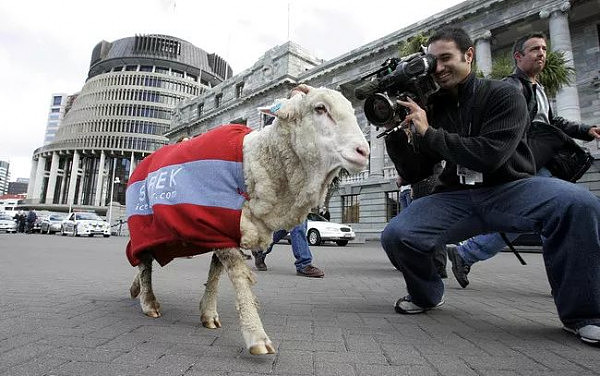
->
xmin=512 ymin=32 xmax=546 ymax=63
xmin=427 ymin=27 xmax=473 ymax=53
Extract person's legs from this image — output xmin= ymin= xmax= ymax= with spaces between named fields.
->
xmin=289 ymin=221 xmax=311 ymax=270
xmin=457 ymin=232 xmax=518 ymax=264
xmin=400 ymin=189 xmax=412 ymax=210
xmin=382 ymin=190 xmax=484 ymax=308
xmin=384 ymin=177 xmax=600 ymax=332
xmin=471 ymin=177 xmax=600 ymax=330
xmin=253 ymin=229 xmax=289 ymax=271
xmin=290 ymin=221 xmax=324 ymax=277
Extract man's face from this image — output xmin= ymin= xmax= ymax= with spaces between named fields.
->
xmin=515 ymin=37 xmax=546 ymax=76
xmin=427 ymin=39 xmax=473 ymax=90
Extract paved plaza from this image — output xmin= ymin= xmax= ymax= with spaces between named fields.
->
xmin=0 ymin=233 xmax=598 ymax=375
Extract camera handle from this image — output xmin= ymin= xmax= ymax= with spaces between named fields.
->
xmin=376 ymin=120 xmax=413 ymax=140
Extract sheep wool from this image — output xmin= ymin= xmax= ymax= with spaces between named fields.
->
xmin=125 ymin=124 xmax=252 ymax=266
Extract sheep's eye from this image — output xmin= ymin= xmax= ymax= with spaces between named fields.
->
xmin=315 ymin=105 xmax=327 ymax=114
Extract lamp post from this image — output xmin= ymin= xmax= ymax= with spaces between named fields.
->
xmin=108 ymin=158 xmax=120 ymax=228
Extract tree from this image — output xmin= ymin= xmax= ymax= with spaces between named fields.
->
xmin=538 ymin=49 xmax=575 ymax=98
xmin=399 ymin=33 xmax=429 ymax=57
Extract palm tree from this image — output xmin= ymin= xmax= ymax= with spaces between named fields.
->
xmin=538 ymin=50 xmax=575 ymax=98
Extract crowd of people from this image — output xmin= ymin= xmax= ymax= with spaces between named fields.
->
xmin=13 ymin=210 xmax=37 ymax=233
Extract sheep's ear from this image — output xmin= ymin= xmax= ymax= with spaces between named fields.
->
xmin=259 ymin=94 xmax=304 ymax=120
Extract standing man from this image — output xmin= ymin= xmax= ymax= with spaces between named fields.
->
xmin=445 ymin=32 xmax=600 ymax=288
xmin=253 ymin=220 xmax=324 ymax=278
xmin=380 ymin=27 xmax=600 ymax=346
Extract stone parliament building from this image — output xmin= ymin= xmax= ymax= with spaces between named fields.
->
xmin=28 ymin=0 xmax=600 ymax=240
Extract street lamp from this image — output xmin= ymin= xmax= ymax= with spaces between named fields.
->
xmin=108 ymin=157 xmax=121 ymax=228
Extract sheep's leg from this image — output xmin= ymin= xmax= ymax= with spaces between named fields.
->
xmin=215 ymin=248 xmax=275 ymax=355
xmin=199 ymin=253 xmax=223 ymax=329
xmin=129 ymin=253 xmax=161 ymax=318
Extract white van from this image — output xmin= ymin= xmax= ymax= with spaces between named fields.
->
xmin=0 ymin=198 xmax=24 ymax=217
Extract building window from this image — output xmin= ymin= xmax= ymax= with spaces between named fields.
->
xmin=215 ymin=94 xmax=222 ymax=108
xmin=385 ymin=190 xmax=400 ymax=221
xmin=342 ymin=194 xmax=360 ymax=223
xmin=198 ymin=103 xmax=204 ymax=115
xmin=52 ymin=96 xmax=62 ymax=106
xmin=236 ymin=82 xmax=244 ymax=98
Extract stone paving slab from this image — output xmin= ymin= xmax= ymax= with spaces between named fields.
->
xmin=0 ymin=233 xmax=598 ymax=376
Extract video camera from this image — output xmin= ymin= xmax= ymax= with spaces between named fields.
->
xmin=354 ymin=52 xmax=439 ymax=131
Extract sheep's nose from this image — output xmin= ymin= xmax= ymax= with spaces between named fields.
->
xmin=356 ymin=145 xmax=369 ymax=158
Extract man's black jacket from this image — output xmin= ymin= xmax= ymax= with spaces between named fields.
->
xmin=503 ymin=68 xmax=593 ymax=168
xmin=385 ymin=73 xmax=535 ymax=192
xmin=504 ymin=68 xmax=594 ymax=141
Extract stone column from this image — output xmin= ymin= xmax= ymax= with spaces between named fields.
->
xmin=76 ymin=158 xmax=86 ymax=205
xmin=67 ymin=151 xmax=80 ymax=205
xmin=44 ymin=152 xmax=60 ymax=204
xmin=94 ymin=151 xmax=106 ymax=207
xmin=369 ymin=124 xmax=385 ymax=178
xmin=32 ymin=156 xmax=46 ymax=202
xmin=540 ymin=1 xmax=581 ymax=122
xmin=26 ymin=158 xmax=38 ymax=199
xmin=474 ymin=30 xmax=493 ymax=77
xmin=129 ymin=151 xmax=136 ymax=177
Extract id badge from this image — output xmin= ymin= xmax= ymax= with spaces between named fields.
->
xmin=457 ymin=165 xmax=483 ymax=185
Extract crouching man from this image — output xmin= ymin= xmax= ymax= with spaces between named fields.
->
xmin=381 ymin=27 xmax=600 ymax=346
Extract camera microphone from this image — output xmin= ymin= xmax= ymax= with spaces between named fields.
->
xmin=354 ymin=80 xmax=381 ymax=100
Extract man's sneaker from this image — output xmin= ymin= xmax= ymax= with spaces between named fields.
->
xmin=563 ymin=324 xmax=600 ymax=346
xmin=253 ymin=252 xmax=268 ymax=271
xmin=394 ymin=295 xmax=444 ymax=314
xmin=297 ymin=265 xmax=324 ymax=278
xmin=446 ymin=245 xmax=470 ymax=288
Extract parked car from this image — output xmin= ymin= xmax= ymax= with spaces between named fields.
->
xmin=286 ymin=213 xmax=356 ymax=246
xmin=40 ymin=213 xmax=67 ymax=234
xmin=61 ymin=212 xmax=110 ymax=237
xmin=0 ymin=213 xmax=17 ymax=233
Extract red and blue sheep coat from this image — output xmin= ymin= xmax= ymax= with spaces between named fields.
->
xmin=126 ymin=124 xmax=252 ymax=267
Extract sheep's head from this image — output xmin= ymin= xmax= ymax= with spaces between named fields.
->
xmin=260 ymin=84 xmax=370 ymax=175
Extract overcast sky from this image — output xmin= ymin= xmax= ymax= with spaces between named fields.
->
xmin=0 ymin=0 xmax=464 ymax=181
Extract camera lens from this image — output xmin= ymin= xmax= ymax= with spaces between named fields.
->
xmin=364 ymin=93 xmax=396 ymax=126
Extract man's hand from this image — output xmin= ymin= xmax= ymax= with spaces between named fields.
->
xmin=588 ymin=126 xmax=600 ymax=140
xmin=397 ymin=97 xmax=429 ymax=136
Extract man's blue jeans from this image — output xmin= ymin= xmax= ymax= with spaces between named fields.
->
xmin=457 ymin=167 xmax=552 ymax=264
xmin=271 ymin=220 xmax=312 ymax=271
xmin=381 ymin=176 xmax=600 ymax=329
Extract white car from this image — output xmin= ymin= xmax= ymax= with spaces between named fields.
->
xmin=61 ymin=212 xmax=111 ymax=237
xmin=300 ymin=212 xmax=356 ymax=246
xmin=41 ymin=213 xmax=68 ymax=234
xmin=0 ymin=213 xmax=17 ymax=233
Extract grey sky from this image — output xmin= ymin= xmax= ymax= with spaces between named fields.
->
xmin=0 ymin=0 xmax=463 ymax=181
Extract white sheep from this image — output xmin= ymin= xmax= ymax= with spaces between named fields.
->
xmin=126 ymin=84 xmax=370 ymax=355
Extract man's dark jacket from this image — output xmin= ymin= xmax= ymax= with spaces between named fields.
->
xmin=503 ymin=68 xmax=594 ymax=168
xmin=385 ymin=73 xmax=535 ymax=192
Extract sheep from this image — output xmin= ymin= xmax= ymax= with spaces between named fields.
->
xmin=126 ymin=84 xmax=370 ymax=355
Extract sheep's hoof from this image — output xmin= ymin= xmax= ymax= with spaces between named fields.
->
xmin=144 ymin=310 xmax=161 ymax=318
xmin=141 ymin=301 xmax=161 ymax=318
xmin=201 ymin=315 xmax=222 ymax=329
xmin=249 ymin=342 xmax=276 ymax=355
